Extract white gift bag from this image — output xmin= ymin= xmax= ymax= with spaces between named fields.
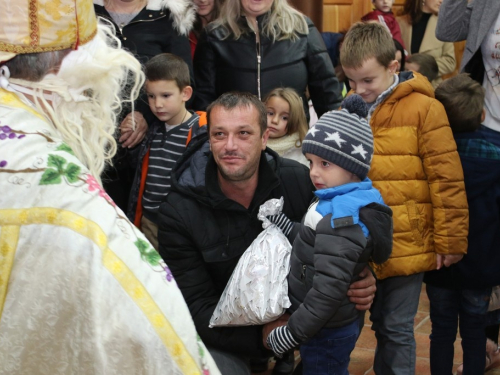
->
xmin=209 ymin=198 xmax=292 ymax=327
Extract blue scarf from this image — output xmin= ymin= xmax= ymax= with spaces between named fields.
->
xmin=315 ymin=178 xmax=385 ymax=237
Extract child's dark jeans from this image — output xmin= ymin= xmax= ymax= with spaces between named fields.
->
xmin=427 ymin=284 xmax=492 ymax=375
xmin=299 ymin=320 xmax=359 ymax=375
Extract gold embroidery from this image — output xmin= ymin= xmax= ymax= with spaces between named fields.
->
xmin=0 ymin=208 xmax=201 ymax=374
xmin=29 ymin=0 xmax=40 ymax=47
xmin=0 ymin=226 xmax=20 ymax=319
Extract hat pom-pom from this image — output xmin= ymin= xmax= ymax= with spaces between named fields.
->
xmin=341 ymin=94 xmax=368 ymax=119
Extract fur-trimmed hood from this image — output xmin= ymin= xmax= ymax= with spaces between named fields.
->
xmin=93 ymin=0 xmax=195 ymax=35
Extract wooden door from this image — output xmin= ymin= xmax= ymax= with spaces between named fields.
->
xmin=323 ymin=0 xmax=405 ymax=33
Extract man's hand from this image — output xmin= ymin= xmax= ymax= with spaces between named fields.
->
xmin=347 ymin=266 xmax=376 ymax=310
xmin=119 ymin=111 xmax=147 ymax=148
xmin=436 ymin=254 xmax=463 ymax=270
xmin=262 ymin=313 xmax=290 ymax=349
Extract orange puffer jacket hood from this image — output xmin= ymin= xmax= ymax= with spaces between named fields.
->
xmin=367 ymin=71 xmax=469 ymax=280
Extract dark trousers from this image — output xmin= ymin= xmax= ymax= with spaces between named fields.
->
xmin=299 ymin=320 xmax=358 ymax=375
xmin=427 ymin=284 xmax=491 ymax=375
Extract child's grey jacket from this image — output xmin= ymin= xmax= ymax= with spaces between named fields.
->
xmin=287 ymin=202 xmax=393 ymax=343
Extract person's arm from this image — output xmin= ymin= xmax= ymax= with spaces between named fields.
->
xmin=387 ymin=14 xmax=406 ymax=52
xmin=436 ymin=0 xmax=471 ymax=42
xmin=157 ymin=196 xmax=269 ymax=358
xmin=304 ymin=18 xmax=343 ymax=117
xmin=418 ymin=99 xmax=469 ymax=260
xmin=119 ymin=111 xmax=148 ymax=149
xmin=435 ymin=41 xmax=457 ymax=77
xmin=347 ymin=266 xmax=376 ymax=309
xmin=193 ymin=30 xmax=218 ymax=111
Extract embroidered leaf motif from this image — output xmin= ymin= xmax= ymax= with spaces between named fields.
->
xmin=47 ymin=154 xmax=66 ymax=172
xmin=146 ymin=251 xmax=161 ymax=265
xmin=56 ymin=143 xmax=75 ymax=155
xmin=64 ymin=163 xmax=81 ymax=183
xmin=198 ymin=336 xmax=205 ymax=357
xmin=40 ymin=168 xmax=62 ymax=185
xmin=135 ymin=238 xmax=149 ymax=253
xmin=135 ymin=239 xmax=161 ymax=266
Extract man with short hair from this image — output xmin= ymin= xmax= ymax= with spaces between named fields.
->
xmin=158 ymin=91 xmax=377 ymax=374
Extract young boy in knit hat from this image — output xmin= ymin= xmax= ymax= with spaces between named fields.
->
xmin=266 ymin=95 xmax=393 ymax=375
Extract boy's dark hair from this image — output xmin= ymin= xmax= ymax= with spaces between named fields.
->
xmin=435 ymin=74 xmax=485 ymax=133
xmin=406 ymin=53 xmax=439 ymax=83
xmin=207 ymin=91 xmax=267 ymax=136
xmin=144 ymin=53 xmax=190 ymax=89
xmin=340 ymin=22 xmax=396 ymax=69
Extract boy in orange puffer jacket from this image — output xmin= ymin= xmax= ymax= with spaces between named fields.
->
xmin=340 ymin=22 xmax=468 ymax=375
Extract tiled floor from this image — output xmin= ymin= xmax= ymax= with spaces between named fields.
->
xmin=257 ymin=285 xmax=500 ymax=375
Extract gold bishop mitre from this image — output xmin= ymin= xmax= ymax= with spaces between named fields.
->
xmin=0 ymin=0 xmax=97 ymax=62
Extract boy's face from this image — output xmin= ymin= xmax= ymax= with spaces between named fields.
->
xmin=305 ymin=153 xmax=359 ymax=190
xmin=343 ymin=57 xmax=398 ymax=104
xmin=373 ymin=0 xmax=394 ymax=13
xmin=145 ymin=80 xmax=192 ymax=126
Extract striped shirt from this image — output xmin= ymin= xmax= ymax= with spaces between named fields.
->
xmin=142 ymin=112 xmax=199 ymax=223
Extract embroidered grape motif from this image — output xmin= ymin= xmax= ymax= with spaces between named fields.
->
xmin=0 ymin=125 xmax=25 ymax=140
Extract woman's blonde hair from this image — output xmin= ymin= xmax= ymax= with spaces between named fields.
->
xmin=264 ymin=87 xmax=308 ymax=147
xmin=6 ymin=22 xmax=144 ymax=184
xmin=213 ymin=0 xmax=308 ymax=41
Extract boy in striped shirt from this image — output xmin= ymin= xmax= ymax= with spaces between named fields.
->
xmin=128 ymin=53 xmax=206 ymax=249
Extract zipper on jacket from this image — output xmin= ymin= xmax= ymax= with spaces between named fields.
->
xmin=101 ymin=12 xmax=166 ymax=36
xmin=255 ymin=20 xmax=262 ymax=100
xmin=118 ymin=16 xmax=164 ymax=35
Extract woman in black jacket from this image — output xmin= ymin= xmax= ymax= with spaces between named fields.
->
xmin=193 ymin=0 xmax=342 ymax=120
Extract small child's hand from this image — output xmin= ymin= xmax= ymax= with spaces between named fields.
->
xmin=436 ymin=254 xmax=464 ymax=270
xmin=119 ymin=111 xmax=148 ymax=148
xmin=266 ymin=326 xmax=299 ymax=358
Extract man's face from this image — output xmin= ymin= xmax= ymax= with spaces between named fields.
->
xmin=209 ymin=105 xmax=269 ymax=183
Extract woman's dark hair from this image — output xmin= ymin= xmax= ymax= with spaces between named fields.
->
xmin=394 ymin=39 xmax=406 ymax=71
xmin=192 ymin=0 xmax=223 ymax=39
xmin=400 ymin=0 xmax=423 ymax=24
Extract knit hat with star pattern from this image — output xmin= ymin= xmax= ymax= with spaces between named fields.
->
xmin=302 ymin=94 xmax=373 ymax=180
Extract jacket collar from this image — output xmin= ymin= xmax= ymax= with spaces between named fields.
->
xmin=172 ymin=135 xmax=281 ymax=211
xmin=93 ymin=0 xmax=195 ymax=35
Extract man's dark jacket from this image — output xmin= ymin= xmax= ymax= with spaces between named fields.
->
xmin=157 ymin=136 xmax=314 ymax=357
